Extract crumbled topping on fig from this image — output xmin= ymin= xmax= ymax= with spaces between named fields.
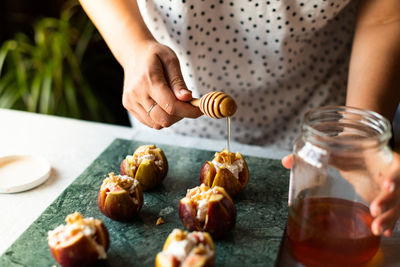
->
xmin=170 ymin=228 xmax=187 ymax=241
xmin=162 ymin=229 xmax=214 ymax=264
xmin=47 ymin=212 xmax=107 ymax=259
xmin=212 ymin=158 xmax=244 ymax=179
xmin=186 ymin=184 xmax=219 ymax=222
xmin=164 ymin=235 xmax=197 ymax=262
xmin=186 ymin=184 xmax=213 ymax=201
xmin=103 ymin=173 xmax=139 ymax=199
xmin=125 ymin=155 xmax=138 ymax=174
xmin=212 ymin=150 xmax=244 ymax=179
xmin=196 ymin=199 xmax=209 ymax=222
xmin=126 ymin=145 xmax=165 ymax=171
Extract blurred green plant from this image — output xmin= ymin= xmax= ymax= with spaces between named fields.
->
xmin=0 ymin=1 xmax=111 ymax=122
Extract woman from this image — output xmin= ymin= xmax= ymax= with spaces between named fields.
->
xmin=79 ymin=0 xmax=400 ymax=236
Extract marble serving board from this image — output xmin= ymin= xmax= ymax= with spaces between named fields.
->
xmin=0 ymin=138 xmax=290 ymax=267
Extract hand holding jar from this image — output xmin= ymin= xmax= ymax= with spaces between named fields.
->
xmin=369 ymin=152 xmax=400 ymax=236
xmin=282 ymin=106 xmax=400 ymax=266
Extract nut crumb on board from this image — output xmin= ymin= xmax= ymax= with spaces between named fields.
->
xmin=156 ymin=217 xmax=165 ymax=225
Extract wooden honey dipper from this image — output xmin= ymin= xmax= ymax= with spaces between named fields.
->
xmin=190 ymin=91 xmax=237 ymax=118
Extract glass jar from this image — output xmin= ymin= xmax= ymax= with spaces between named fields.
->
xmin=287 ymin=106 xmax=393 ymax=267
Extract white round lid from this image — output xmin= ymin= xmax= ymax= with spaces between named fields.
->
xmin=0 ymin=154 xmax=51 ymax=193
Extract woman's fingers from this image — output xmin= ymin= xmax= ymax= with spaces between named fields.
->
xmin=147 ymin=101 xmax=182 ymax=127
xmin=371 ymin=202 xmax=400 ymax=236
xmin=149 ymin=82 xmax=202 ymax=119
xmin=156 ymin=46 xmax=193 ymax=102
xmin=370 ymin=153 xmax=400 ymax=236
xmin=135 ymin=98 xmax=182 ymax=129
xmin=148 ymin=53 xmax=202 ymax=119
xmin=371 ymin=176 xmax=399 ymax=215
xmin=128 ymin=105 xmax=163 ymax=130
xmin=122 ymin=42 xmax=202 ymax=129
xmin=281 ymin=154 xmax=293 ymax=169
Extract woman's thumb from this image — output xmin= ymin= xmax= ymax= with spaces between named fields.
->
xmin=159 ymin=48 xmax=193 ymax=101
xmin=170 ymin=78 xmax=192 ymax=101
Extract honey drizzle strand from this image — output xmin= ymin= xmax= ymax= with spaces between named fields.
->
xmin=227 ymin=116 xmax=231 ymax=153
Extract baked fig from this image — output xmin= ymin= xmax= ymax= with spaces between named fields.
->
xmin=200 ymin=149 xmax=249 ymax=197
xmin=97 ymin=172 xmax=143 ymax=221
xmin=179 ymin=184 xmax=236 ymax=238
xmin=155 ymin=229 xmax=215 ymax=267
xmin=47 ymin=212 xmax=109 ymax=267
xmin=120 ymin=144 xmax=168 ymax=190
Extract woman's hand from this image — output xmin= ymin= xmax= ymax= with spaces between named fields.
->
xmin=370 ymin=152 xmax=400 ymax=237
xmin=122 ymin=41 xmax=202 ymax=129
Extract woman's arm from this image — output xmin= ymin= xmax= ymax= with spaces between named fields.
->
xmin=346 ymin=0 xmax=400 ymax=237
xmin=79 ymin=0 xmax=201 ymax=129
xmin=79 ymin=0 xmax=154 ymax=67
xmin=346 ymin=0 xmax=400 ymax=121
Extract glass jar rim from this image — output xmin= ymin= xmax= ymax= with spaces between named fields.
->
xmin=302 ymin=105 xmax=392 ymax=150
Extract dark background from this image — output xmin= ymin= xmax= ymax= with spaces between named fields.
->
xmin=0 ymin=0 xmax=130 ymax=126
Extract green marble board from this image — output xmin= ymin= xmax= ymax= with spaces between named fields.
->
xmin=0 ymin=138 xmax=290 ymax=267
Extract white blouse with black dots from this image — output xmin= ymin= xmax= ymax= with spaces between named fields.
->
xmin=131 ymin=0 xmax=357 ymax=150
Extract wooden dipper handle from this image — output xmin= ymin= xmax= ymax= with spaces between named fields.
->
xmin=190 ymin=91 xmax=237 ymax=118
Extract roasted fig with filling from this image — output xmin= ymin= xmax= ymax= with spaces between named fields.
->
xmin=120 ymin=144 xmax=168 ymax=190
xmin=179 ymin=184 xmax=236 ymax=238
xmin=47 ymin=212 xmax=110 ymax=267
xmin=155 ymin=229 xmax=215 ymax=267
xmin=200 ymin=149 xmax=249 ymax=197
xmin=97 ymin=172 xmax=143 ymax=221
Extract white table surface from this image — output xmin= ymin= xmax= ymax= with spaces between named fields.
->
xmin=0 ymin=108 xmax=398 ymax=266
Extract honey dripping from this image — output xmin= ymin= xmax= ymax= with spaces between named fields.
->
xmin=226 ymin=116 xmax=231 ymax=152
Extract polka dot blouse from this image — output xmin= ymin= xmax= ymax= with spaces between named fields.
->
xmin=132 ymin=0 xmax=358 ymax=150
